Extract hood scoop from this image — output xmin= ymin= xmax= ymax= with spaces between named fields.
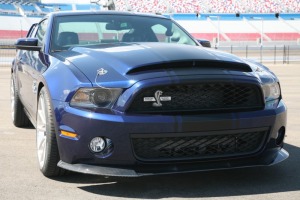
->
xmin=126 ymin=60 xmax=253 ymax=75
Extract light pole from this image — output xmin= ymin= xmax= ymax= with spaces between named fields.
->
xmin=260 ymin=18 xmax=263 ymax=47
xmin=208 ymin=15 xmax=220 ymax=48
xmin=251 ymin=17 xmax=264 ymax=62
xmin=20 ymin=19 xmax=22 ymax=37
xmin=252 ymin=17 xmax=264 ymax=47
xmin=90 ymin=0 xmax=115 ymax=10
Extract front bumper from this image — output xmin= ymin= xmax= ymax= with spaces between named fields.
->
xmin=58 ymin=148 xmax=288 ymax=177
xmin=54 ymin=99 xmax=288 ymax=176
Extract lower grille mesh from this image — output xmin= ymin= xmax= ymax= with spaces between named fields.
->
xmin=132 ymin=130 xmax=267 ymax=161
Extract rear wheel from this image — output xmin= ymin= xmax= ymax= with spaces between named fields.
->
xmin=10 ymin=74 xmax=31 ymax=127
xmin=36 ymin=87 xmax=67 ymax=177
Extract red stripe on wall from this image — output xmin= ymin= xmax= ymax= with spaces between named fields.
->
xmin=265 ymin=33 xmax=300 ymax=40
xmin=191 ymin=33 xmax=226 ymax=41
xmin=1 ymin=30 xmax=299 ymax=42
xmin=0 ymin=30 xmax=27 ymax=39
xmin=225 ymin=33 xmax=261 ymax=41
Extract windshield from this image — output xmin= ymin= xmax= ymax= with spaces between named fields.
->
xmin=50 ymin=14 xmax=197 ymax=51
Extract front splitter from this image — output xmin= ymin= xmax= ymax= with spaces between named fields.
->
xmin=57 ymin=148 xmax=289 ymax=177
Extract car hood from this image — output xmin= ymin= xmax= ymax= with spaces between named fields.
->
xmin=53 ymin=43 xmax=255 ymax=88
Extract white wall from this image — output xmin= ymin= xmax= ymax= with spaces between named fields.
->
xmin=0 ymin=16 xmax=40 ymax=31
xmin=178 ymin=19 xmax=297 ymax=34
xmin=0 ymin=15 xmax=299 ymax=36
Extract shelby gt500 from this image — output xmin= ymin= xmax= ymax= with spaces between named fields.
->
xmin=11 ymin=11 xmax=288 ymax=177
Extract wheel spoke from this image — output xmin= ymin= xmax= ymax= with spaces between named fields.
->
xmin=10 ymin=79 xmax=15 ymax=120
xmin=38 ymin=137 xmax=46 ymax=153
xmin=38 ymin=96 xmax=46 ymax=125
xmin=37 ymin=129 xmax=46 ymax=166
xmin=37 ymin=93 xmax=48 ymax=168
xmin=40 ymin=148 xmax=45 ymax=164
xmin=38 ymin=109 xmax=46 ymax=125
xmin=37 ymin=124 xmax=46 ymax=133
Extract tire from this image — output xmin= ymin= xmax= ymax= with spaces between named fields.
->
xmin=10 ymin=74 xmax=31 ymax=127
xmin=36 ymin=87 xmax=67 ymax=177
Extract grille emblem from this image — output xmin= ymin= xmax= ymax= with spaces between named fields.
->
xmin=143 ymin=90 xmax=171 ymax=107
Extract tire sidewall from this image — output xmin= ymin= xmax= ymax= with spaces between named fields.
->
xmin=10 ymin=73 xmax=31 ymax=127
xmin=37 ymin=88 xmax=54 ymax=173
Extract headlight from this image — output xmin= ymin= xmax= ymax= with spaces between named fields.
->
xmin=70 ymin=88 xmax=122 ymax=108
xmin=262 ymin=82 xmax=280 ymax=102
xmin=262 ymin=83 xmax=281 ymax=109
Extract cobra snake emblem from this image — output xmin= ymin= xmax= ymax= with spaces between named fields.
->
xmin=153 ymin=90 xmax=163 ymax=107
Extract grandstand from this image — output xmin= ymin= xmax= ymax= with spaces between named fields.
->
xmin=0 ymin=0 xmax=299 ymax=16
xmin=114 ymin=0 xmax=300 ymax=13
xmin=0 ymin=0 xmax=299 ymax=44
xmin=0 ymin=0 xmax=101 ymax=16
xmin=0 ymin=0 xmax=299 ymax=66
xmin=0 ymin=0 xmax=18 ymax=15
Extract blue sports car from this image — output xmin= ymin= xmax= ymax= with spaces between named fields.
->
xmin=11 ymin=11 xmax=288 ymax=177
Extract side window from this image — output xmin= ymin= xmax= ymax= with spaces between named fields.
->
xmin=57 ymin=22 xmax=99 ymax=45
xmin=26 ymin=24 xmax=38 ymax=38
xmin=151 ymin=23 xmax=196 ymax=45
xmin=151 ymin=24 xmax=168 ymax=42
xmin=36 ymin=19 xmax=48 ymax=46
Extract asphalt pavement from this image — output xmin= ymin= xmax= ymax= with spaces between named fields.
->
xmin=0 ymin=63 xmax=300 ymax=200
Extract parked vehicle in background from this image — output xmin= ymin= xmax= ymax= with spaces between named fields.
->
xmin=197 ymin=39 xmax=211 ymax=48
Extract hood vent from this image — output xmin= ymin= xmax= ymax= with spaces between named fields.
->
xmin=126 ymin=60 xmax=252 ymax=75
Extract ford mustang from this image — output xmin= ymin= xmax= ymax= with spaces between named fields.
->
xmin=11 ymin=11 xmax=288 ymax=177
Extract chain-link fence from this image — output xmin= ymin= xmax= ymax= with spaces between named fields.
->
xmin=218 ymin=45 xmax=300 ymax=64
xmin=0 ymin=40 xmax=15 ymax=67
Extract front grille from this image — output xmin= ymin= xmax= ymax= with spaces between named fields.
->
xmin=131 ymin=129 xmax=268 ymax=161
xmin=127 ymin=82 xmax=264 ymax=114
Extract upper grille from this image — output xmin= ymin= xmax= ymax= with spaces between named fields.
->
xmin=127 ymin=82 xmax=264 ymax=114
xmin=131 ymin=129 xmax=268 ymax=161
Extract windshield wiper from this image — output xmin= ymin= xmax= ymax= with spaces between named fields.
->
xmin=51 ymin=49 xmax=67 ymax=53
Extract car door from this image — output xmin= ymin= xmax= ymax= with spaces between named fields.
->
xmin=17 ymin=19 xmax=49 ymax=120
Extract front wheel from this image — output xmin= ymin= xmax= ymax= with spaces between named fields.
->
xmin=36 ymin=87 xmax=67 ymax=177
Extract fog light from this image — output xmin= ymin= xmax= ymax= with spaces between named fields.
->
xmin=276 ymin=127 xmax=285 ymax=146
xmin=90 ymin=137 xmax=106 ymax=153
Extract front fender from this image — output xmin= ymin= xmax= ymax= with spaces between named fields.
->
xmin=42 ymin=57 xmax=92 ymax=102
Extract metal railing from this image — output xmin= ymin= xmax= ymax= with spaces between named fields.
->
xmin=0 ymin=42 xmax=15 ymax=67
xmin=218 ymin=45 xmax=300 ymax=64
xmin=1 ymin=42 xmax=299 ymax=67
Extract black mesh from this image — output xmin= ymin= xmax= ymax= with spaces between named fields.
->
xmin=131 ymin=130 xmax=268 ymax=161
xmin=127 ymin=82 xmax=264 ymax=114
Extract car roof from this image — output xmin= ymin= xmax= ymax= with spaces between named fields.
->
xmin=48 ymin=10 xmax=169 ymax=19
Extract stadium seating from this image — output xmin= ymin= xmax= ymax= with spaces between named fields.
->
xmin=56 ymin=4 xmax=72 ymax=11
xmin=76 ymin=4 xmax=92 ymax=11
xmin=20 ymin=4 xmax=38 ymax=13
xmin=0 ymin=3 xmax=16 ymax=11
xmin=1 ymin=0 xmax=299 ymax=15
xmin=0 ymin=0 xmax=299 ymax=43
xmin=114 ymin=0 xmax=300 ymax=13
xmin=77 ymin=4 xmax=101 ymax=11
xmin=38 ymin=6 xmax=54 ymax=13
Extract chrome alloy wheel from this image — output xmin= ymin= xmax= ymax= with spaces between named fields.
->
xmin=10 ymin=78 xmax=15 ymax=121
xmin=36 ymin=93 xmax=47 ymax=169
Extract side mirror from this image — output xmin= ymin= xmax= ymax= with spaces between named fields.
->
xmin=15 ymin=38 xmax=41 ymax=51
xmin=197 ymin=39 xmax=211 ymax=48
